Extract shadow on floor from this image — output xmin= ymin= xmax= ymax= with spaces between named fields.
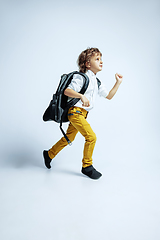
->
xmin=1 ymin=148 xmax=44 ymax=169
xmin=54 ymin=167 xmax=86 ymax=178
xmin=1 ymin=150 xmax=86 ymax=178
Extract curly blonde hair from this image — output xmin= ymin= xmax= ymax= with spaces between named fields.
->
xmin=77 ymin=48 xmax=102 ymax=73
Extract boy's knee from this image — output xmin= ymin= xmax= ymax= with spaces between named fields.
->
xmin=61 ymin=134 xmax=76 ymax=143
xmin=61 ymin=137 xmax=68 ymax=143
xmin=92 ymin=132 xmax=97 ymax=143
xmin=87 ymin=132 xmax=97 ymax=143
xmin=68 ymin=134 xmax=76 ymax=142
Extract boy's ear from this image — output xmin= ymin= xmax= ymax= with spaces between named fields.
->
xmin=85 ymin=61 xmax=90 ymax=69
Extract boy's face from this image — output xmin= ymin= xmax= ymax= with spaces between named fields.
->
xmin=86 ymin=53 xmax=103 ymax=74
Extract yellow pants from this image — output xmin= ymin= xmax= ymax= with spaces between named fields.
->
xmin=48 ymin=106 xmax=97 ymax=168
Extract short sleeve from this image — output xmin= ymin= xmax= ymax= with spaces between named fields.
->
xmin=67 ymin=74 xmax=84 ymax=93
xmin=98 ymin=82 xmax=109 ymax=98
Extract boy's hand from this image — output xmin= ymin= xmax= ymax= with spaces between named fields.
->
xmin=115 ymin=73 xmax=123 ymax=84
xmin=80 ymin=94 xmax=90 ymax=107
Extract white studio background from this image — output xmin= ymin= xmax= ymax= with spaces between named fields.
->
xmin=0 ymin=0 xmax=160 ymax=240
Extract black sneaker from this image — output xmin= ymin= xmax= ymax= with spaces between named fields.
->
xmin=43 ymin=150 xmax=52 ymax=169
xmin=81 ymin=165 xmax=102 ymax=179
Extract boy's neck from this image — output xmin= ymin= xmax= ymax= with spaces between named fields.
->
xmin=87 ymin=69 xmax=97 ymax=76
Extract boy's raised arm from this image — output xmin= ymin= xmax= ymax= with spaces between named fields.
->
xmin=106 ymin=73 xmax=123 ymax=100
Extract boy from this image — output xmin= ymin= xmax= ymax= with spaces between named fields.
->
xmin=43 ymin=48 xmax=123 ymax=180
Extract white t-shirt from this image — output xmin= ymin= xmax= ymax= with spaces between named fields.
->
xmin=67 ymin=70 xmax=108 ymax=111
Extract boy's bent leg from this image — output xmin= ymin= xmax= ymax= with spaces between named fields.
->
xmin=69 ymin=112 xmax=102 ymax=179
xmin=48 ymin=122 xmax=78 ymax=159
xmin=68 ymin=111 xmax=96 ymax=168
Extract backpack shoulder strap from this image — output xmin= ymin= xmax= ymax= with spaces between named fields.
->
xmin=77 ymin=72 xmax=89 ymax=94
xmin=96 ymin=77 xmax=101 ymax=88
